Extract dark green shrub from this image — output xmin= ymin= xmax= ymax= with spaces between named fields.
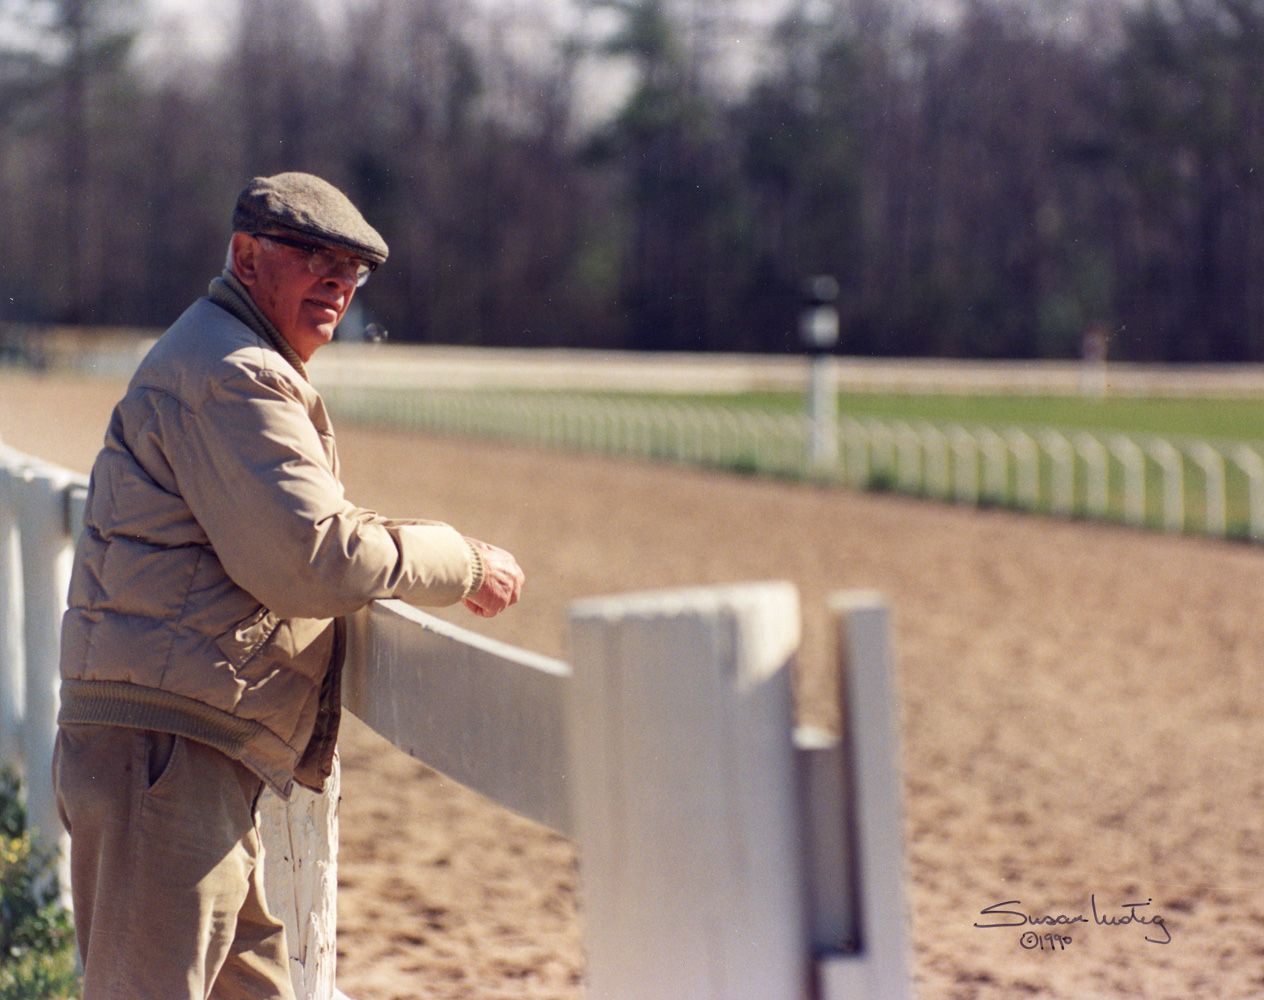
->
xmin=0 ymin=768 xmax=78 ymax=999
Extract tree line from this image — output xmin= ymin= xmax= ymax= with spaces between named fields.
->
xmin=1 ymin=0 xmax=1261 ymax=361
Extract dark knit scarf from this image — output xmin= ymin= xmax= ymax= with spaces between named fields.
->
xmin=207 ymin=270 xmax=309 ymax=382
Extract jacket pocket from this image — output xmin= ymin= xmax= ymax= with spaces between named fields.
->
xmin=215 ymin=605 xmax=282 ymax=670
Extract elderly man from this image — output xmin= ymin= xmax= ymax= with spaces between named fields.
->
xmin=53 ymin=172 xmax=524 ymax=999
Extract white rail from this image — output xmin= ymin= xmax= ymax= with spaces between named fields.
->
xmin=0 ymin=443 xmax=912 ymax=1000
xmin=344 ymin=600 xmax=572 ymax=835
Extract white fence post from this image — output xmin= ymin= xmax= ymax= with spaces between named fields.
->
xmin=0 ymin=450 xmax=27 ymax=768
xmin=13 ymin=461 xmax=81 ymax=858
xmin=808 ymin=592 xmax=912 ymax=1000
xmin=977 ymin=428 xmax=1008 ymax=504
xmin=1186 ymin=442 xmax=1226 ymax=538
xmin=893 ymin=422 xmax=921 ymax=493
xmin=567 ymin=582 xmax=807 ymax=1000
xmin=1074 ymin=433 xmax=1109 ymax=519
xmin=1039 ymin=431 xmax=1075 ymax=516
xmin=258 ymin=766 xmax=340 ymax=1000
xmin=1232 ymin=445 xmax=1264 ymax=541
xmin=919 ymin=423 xmax=950 ymax=499
xmin=842 ymin=419 xmax=869 ymax=489
xmin=1108 ymin=436 xmax=1147 ymax=527
xmin=1005 ymin=429 xmax=1040 ymax=510
xmin=868 ymin=420 xmax=896 ymax=486
xmin=1148 ymin=439 xmax=1185 ymax=532
xmin=949 ymin=426 xmax=978 ymax=504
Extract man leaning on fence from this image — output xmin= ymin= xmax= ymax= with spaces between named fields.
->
xmin=52 ymin=172 xmax=525 ymax=999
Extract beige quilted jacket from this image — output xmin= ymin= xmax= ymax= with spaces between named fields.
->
xmin=58 ymin=295 xmax=481 ymax=797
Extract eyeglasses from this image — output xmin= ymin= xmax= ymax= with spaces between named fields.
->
xmin=252 ymin=232 xmax=377 ymax=288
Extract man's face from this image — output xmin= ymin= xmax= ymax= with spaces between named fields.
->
xmin=230 ymin=232 xmax=361 ymax=362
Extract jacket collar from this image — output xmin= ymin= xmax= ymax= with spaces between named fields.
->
xmin=207 ymin=270 xmax=309 ymax=382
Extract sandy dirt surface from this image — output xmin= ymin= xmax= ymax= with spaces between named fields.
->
xmin=5 ymin=368 xmax=1264 ymax=999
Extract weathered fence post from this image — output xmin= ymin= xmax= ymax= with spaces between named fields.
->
xmin=258 ymin=765 xmax=340 ymax=1000
xmin=567 ymin=582 xmax=807 ymax=1000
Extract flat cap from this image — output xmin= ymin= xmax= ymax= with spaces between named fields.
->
xmin=232 ymin=172 xmax=389 ymax=264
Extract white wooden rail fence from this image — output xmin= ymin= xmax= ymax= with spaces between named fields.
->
xmin=0 ymin=442 xmax=912 ymax=1000
xmin=315 ymin=386 xmax=1264 ymax=541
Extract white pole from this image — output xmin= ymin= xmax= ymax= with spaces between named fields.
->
xmin=14 ymin=462 xmax=81 ymax=856
xmin=808 ymin=355 xmax=839 ymax=474
xmin=258 ymin=763 xmax=340 ymax=1000
xmin=802 ymin=278 xmax=840 ymax=476
xmin=0 ymin=452 xmax=27 ymax=769
xmin=567 ymin=582 xmax=807 ymax=1000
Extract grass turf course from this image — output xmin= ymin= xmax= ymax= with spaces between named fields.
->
xmin=634 ymin=391 xmax=1264 ymax=444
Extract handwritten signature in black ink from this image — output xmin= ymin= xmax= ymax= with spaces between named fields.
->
xmin=974 ymin=896 xmax=1172 ymax=945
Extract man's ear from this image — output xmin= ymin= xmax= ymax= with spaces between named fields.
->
xmin=230 ymin=232 xmax=259 ymax=288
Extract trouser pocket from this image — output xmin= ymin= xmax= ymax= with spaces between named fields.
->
xmin=143 ymin=731 xmax=178 ymax=790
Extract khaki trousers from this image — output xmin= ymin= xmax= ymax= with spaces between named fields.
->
xmin=53 ymin=724 xmax=297 ymax=1000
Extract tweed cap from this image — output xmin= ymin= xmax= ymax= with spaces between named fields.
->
xmin=232 ymin=172 xmax=388 ymax=264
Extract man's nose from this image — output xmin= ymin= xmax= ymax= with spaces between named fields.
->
xmin=322 ymin=269 xmax=357 ymax=295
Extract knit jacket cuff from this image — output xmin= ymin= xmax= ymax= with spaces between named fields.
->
xmin=463 ymin=539 xmax=486 ymax=599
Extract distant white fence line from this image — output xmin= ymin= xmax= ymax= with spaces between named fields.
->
xmin=315 ymin=385 xmax=1264 ymax=542
xmin=0 ymin=442 xmax=912 ymax=1000
xmin=304 ymin=342 xmax=1264 ymax=397
xmin=16 ymin=328 xmax=1264 ymax=396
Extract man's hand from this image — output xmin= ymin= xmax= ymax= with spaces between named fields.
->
xmin=462 ymin=538 xmax=524 ymax=618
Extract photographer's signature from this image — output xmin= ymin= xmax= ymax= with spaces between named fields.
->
xmin=974 ymin=896 xmax=1172 ymax=948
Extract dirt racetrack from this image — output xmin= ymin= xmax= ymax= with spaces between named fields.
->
xmin=6 ymin=369 xmax=1264 ymax=1000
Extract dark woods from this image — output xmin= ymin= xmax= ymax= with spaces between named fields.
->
xmin=2 ymin=0 xmax=1262 ymax=361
